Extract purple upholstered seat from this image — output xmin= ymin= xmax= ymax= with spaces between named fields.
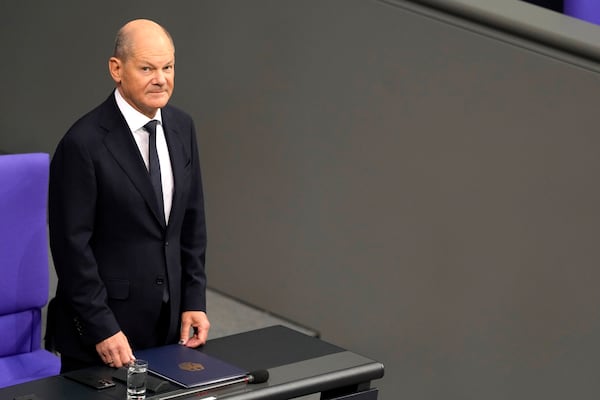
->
xmin=0 ymin=153 xmax=60 ymax=388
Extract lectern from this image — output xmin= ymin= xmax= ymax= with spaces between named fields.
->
xmin=0 ymin=325 xmax=384 ymax=399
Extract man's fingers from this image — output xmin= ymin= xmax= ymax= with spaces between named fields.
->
xmin=184 ymin=327 xmax=208 ymax=348
xmin=180 ymin=311 xmax=210 ymax=347
xmin=96 ymin=331 xmax=135 ymax=367
xmin=180 ymin=320 xmax=191 ymax=344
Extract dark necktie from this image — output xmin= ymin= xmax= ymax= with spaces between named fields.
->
xmin=144 ymin=120 xmax=169 ymax=302
xmin=144 ymin=120 xmax=165 ymax=224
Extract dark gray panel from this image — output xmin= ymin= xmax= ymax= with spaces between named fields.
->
xmin=196 ymin=2 xmax=600 ymax=399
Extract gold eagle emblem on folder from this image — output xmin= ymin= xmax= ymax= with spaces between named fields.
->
xmin=179 ymin=362 xmax=205 ymax=372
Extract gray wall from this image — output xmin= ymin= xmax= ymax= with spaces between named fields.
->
xmin=3 ymin=1 xmax=600 ymax=399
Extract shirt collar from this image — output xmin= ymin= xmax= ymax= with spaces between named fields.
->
xmin=114 ymin=88 xmax=163 ymax=132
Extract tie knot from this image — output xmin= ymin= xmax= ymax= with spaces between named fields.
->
xmin=144 ymin=120 xmax=159 ymax=135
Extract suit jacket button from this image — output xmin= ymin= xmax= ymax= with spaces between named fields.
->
xmin=156 ymin=278 xmax=164 ymax=285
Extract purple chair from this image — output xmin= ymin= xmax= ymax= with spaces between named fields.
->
xmin=564 ymin=0 xmax=600 ymax=26
xmin=0 ymin=153 xmax=60 ymax=388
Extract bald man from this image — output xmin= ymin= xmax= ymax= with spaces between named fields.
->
xmin=46 ymin=19 xmax=210 ymax=372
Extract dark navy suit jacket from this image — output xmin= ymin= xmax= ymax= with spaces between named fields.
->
xmin=48 ymin=93 xmax=207 ymax=362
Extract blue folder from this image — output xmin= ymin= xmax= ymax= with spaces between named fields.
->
xmin=135 ymin=344 xmax=248 ymax=388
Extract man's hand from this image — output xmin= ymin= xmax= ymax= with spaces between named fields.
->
xmin=96 ymin=330 xmax=135 ymax=368
xmin=179 ymin=311 xmax=210 ymax=348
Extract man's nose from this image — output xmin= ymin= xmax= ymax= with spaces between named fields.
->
xmin=152 ymin=70 xmax=166 ymax=85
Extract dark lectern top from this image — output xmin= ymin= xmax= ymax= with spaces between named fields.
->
xmin=201 ymin=325 xmax=345 ymax=371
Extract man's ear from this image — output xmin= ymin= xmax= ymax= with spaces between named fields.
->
xmin=108 ymin=57 xmax=122 ymax=83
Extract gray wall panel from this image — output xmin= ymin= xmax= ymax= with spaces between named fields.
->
xmin=3 ymin=1 xmax=600 ymax=398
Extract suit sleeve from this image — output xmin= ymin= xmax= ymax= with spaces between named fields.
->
xmin=49 ymin=133 xmax=121 ymax=346
xmin=179 ymin=120 xmax=208 ymax=312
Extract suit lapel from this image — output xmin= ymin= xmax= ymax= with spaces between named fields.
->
xmin=161 ymin=107 xmax=186 ymax=230
xmin=100 ymin=96 xmax=167 ymax=228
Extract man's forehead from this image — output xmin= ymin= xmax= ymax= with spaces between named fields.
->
xmin=128 ymin=54 xmax=175 ymax=65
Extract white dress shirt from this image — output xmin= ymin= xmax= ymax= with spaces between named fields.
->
xmin=114 ymin=89 xmax=174 ymax=224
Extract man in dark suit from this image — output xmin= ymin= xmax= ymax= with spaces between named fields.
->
xmin=46 ymin=19 xmax=210 ymax=372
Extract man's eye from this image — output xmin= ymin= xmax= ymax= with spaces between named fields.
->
xmin=141 ymin=67 xmax=151 ymax=72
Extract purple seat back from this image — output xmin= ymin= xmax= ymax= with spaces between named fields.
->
xmin=0 ymin=153 xmax=50 ymax=356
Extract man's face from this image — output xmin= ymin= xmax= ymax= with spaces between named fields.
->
xmin=110 ymin=33 xmax=175 ymax=118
